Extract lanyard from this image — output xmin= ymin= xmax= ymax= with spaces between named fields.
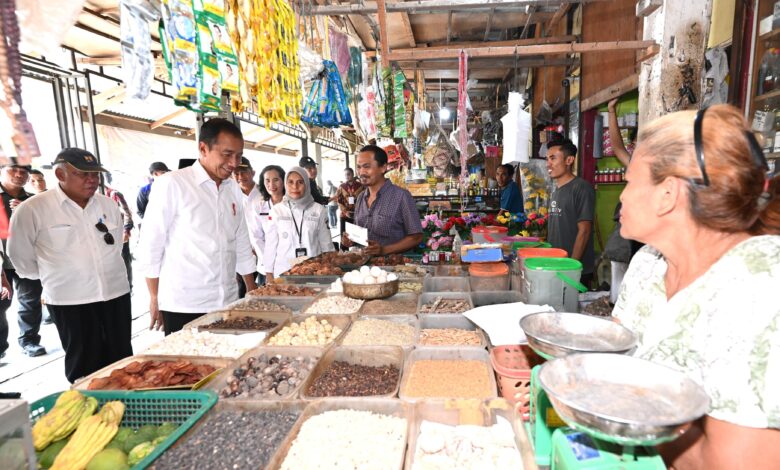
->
xmin=288 ymin=202 xmax=305 ymax=247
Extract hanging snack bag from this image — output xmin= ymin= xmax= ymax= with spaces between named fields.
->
xmin=393 ymin=69 xmax=407 ymax=138
xmin=160 ymin=0 xmax=199 ymax=105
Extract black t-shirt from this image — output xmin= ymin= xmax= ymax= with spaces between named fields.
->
xmin=548 ymin=177 xmax=596 ymax=274
xmin=0 ymin=183 xmax=33 ymax=269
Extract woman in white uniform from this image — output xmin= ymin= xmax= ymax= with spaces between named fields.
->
xmin=264 ymin=167 xmax=334 ymax=279
xmin=245 ymin=165 xmax=285 ymax=285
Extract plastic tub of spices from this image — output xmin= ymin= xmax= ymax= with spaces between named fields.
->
xmin=340 ymin=315 xmax=418 ymax=353
xmin=300 ymin=346 xmax=405 ymax=399
xmin=399 ymin=348 xmax=497 ymax=402
xmin=358 ymin=293 xmax=419 ymax=315
xmin=417 ymin=292 xmax=474 ymax=315
xmin=422 ymin=275 xmax=470 ymax=293
xmin=416 ymin=315 xmax=487 ymax=349
xmin=468 ymin=262 xmax=510 ymax=292
xmin=263 ymin=314 xmax=352 ymax=348
xmin=269 ymin=398 xmax=412 ymax=470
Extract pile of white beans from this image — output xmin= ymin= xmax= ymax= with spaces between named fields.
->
xmin=144 ymin=328 xmax=262 ymax=358
xmin=303 ymin=295 xmax=363 ymax=314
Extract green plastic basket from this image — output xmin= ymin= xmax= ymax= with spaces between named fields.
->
xmin=29 ymin=390 xmax=218 ymax=470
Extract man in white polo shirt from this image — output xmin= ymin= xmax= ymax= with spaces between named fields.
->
xmin=137 ymin=118 xmax=257 ymax=335
xmin=8 ymin=148 xmax=132 ymax=382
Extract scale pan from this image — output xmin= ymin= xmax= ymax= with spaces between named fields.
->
xmin=519 ymin=312 xmax=637 ymax=359
xmin=539 ymin=353 xmax=710 ymax=445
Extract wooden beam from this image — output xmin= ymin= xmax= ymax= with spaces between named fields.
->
xmin=398 ymin=7 xmax=416 ymax=48
xmin=637 ymin=43 xmax=660 ymax=63
xmin=186 ymin=128 xmax=197 ymax=136
xmin=387 ymin=40 xmax=657 ymax=61
xmin=580 ymin=74 xmax=639 ymax=111
xmin=150 ymin=108 xmax=188 ymax=130
xmin=304 ymin=0 xmax=604 ymax=15
xmin=484 ymin=8 xmax=496 ymax=41
xmin=446 ymin=12 xmax=453 ymax=44
xmin=253 ymin=133 xmax=282 ymax=148
xmin=273 ymin=139 xmax=300 ymax=152
xmin=546 ymin=4 xmax=571 ymax=34
xmin=78 ymin=55 xmax=165 ymax=67
xmin=365 ymin=35 xmax=578 ymax=57
xmin=398 ymin=56 xmax=574 ymax=70
xmin=92 ymin=84 xmax=127 ymax=115
xmin=376 ymin=0 xmax=390 ymax=67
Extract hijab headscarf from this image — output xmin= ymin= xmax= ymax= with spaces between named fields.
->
xmin=284 ymin=166 xmax=315 ymax=211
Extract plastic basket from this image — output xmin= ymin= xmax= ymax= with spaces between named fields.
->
xmin=489 ymin=345 xmax=544 ymax=421
xmin=29 ymin=390 xmax=218 ymax=470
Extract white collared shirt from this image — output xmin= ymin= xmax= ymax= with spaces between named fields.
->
xmin=241 ymin=185 xmax=264 ymax=272
xmin=263 ymin=201 xmax=334 ymax=277
xmin=7 ymin=184 xmax=129 ymax=305
xmin=136 ymin=160 xmax=255 ymax=313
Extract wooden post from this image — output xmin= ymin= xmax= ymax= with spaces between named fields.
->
xmin=377 ymin=0 xmax=390 ymax=67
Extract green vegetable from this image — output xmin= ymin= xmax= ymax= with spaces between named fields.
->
xmin=122 ymin=433 xmax=147 ymax=454
xmin=127 ymin=442 xmax=155 ymax=466
xmin=37 ymin=439 xmax=68 ymax=469
xmin=136 ymin=424 xmax=157 ymax=441
xmin=86 ymin=448 xmax=129 ymax=470
xmin=155 ymin=422 xmax=178 ymax=438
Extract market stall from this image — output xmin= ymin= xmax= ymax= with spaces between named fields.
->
xmin=3 ymin=0 xmax=771 ymax=469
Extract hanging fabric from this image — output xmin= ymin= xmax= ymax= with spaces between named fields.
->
xmin=301 ymin=60 xmax=352 ymax=128
xmin=457 ymin=50 xmax=469 ymax=190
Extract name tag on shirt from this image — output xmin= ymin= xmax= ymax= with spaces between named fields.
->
xmin=348 ymin=196 xmax=355 ymax=205
xmin=295 ymin=248 xmax=308 ymax=257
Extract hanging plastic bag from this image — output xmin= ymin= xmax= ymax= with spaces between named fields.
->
xmin=348 ymin=47 xmax=363 ymax=88
xmin=393 ymin=69 xmax=407 ymax=138
xmin=328 ymin=29 xmax=351 ymax=76
xmin=15 ymin=0 xmax=84 ymax=56
xmin=120 ymin=0 xmax=159 ymax=100
xmin=299 ymin=44 xmax=325 ymax=83
xmin=301 ymin=60 xmax=352 ymax=127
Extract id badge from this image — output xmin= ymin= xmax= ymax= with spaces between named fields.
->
xmin=295 ymin=248 xmax=308 ymax=257
xmin=348 ymin=196 xmax=355 ymax=204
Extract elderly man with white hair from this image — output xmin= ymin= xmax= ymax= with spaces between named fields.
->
xmin=8 ymin=148 xmax=132 ymax=383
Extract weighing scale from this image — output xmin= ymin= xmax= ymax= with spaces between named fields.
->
xmin=519 ymin=312 xmax=710 ymax=470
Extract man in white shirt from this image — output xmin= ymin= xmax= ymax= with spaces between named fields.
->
xmin=8 ymin=148 xmax=132 ymax=382
xmin=234 ymin=157 xmax=261 ymax=295
xmin=137 ymin=118 xmax=257 ymax=335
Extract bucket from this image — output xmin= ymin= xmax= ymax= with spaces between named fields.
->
xmin=522 ymin=257 xmax=586 ymax=312
xmin=513 ymin=247 xmax=568 ymax=294
xmin=468 ymin=262 xmax=510 ymax=291
xmin=472 ymin=225 xmax=508 ymax=244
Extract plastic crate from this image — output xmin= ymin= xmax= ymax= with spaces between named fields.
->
xmin=489 ymin=345 xmax=544 ymax=421
xmin=29 ymin=390 xmax=217 ymax=470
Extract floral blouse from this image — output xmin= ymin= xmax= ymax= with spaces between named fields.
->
xmin=613 ymin=235 xmax=780 ymax=429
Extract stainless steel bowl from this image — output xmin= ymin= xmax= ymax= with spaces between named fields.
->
xmin=342 ymin=279 xmax=400 ymax=300
xmin=539 ymin=353 xmax=710 ymax=445
xmin=519 ymin=312 xmax=637 ymax=359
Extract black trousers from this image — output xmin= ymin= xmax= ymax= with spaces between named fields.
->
xmin=0 ymin=295 xmax=10 ymax=356
xmin=48 ymin=293 xmax=133 ymax=383
xmin=161 ymin=311 xmax=206 ymax=336
xmin=121 ymin=241 xmax=133 ymax=291
xmin=4 ymin=269 xmax=43 ymax=346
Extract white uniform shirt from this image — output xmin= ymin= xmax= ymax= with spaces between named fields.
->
xmin=263 ymin=201 xmax=334 ymax=277
xmin=7 ymin=185 xmax=130 ymax=305
xmin=241 ymin=185 xmax=264 ymax=272
xmin=136 ymin=160 xmax=255 ymax=313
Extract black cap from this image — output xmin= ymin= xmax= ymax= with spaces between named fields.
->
xmin=149 ymin=162 xmax=170 ymax=174
xmin=237 ymin=157 xmax=253 ymax=170
xmin=299 ymin=156 xmax=317 ymax=168
xmin=52 ymin=148 xmax=106 ymax=172
xmin=1 ymin=162 xmax=31 ymax=171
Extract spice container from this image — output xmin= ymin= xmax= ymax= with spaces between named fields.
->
xmin=417 ymin=292 xmax=474 ymax=315
xmin=399 ymin=348 xmax=497 ymax=402
xmin=72 ymin=355 xmax=229 ymax=391
xmin=399 ymin=280 xmax=423 ymax=293
xmin=144 ymin=328 xmax=266 ymax=359
xmin=151 ymin=400 xmax=307 ymax=470
xmin=433 ymin=265 xmax=467 ymax=277
xmin=183 ymin=310 xmax=291 ymax=335
xmin=301 ymin=346 xmax=404 ymax=399
xmin=471 ymin=291 xmax=525 ymax=308
xmin=358 ymin=293 xmax=419 ymax=315
xmin=269 ymin=398 xmax=411 ymax=470
xmin=302 ymin=293 xmax=364 ymax=315
xmin=416 ymin=315 xmax=487 ymax=349
xmin=223 ymin=297 xmax=295 ymax=314
xmin=405 ymin=399 xmax=537 ymax=470
xmin=264 ymin=314 xmax=352 ymax=348
xmin=204 ymin=346 xmax=323 ymax=400
xmin=340 ymin=316 xmax=418 ymax=352
xmin=468 ymin=262 xmax=510 ymax=291
xmin=247 ymin=283 xmax=325 ymax=297
xmin=422 ymin=275 xmax=470 ymax=293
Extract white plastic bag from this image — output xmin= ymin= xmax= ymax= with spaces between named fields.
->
xmin=501 ymin=92 xmax=531 ymax=164
xmin=15 ymin=0 xmax=85 ymax=55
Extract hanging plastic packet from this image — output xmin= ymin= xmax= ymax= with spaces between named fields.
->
xmin=119 ymin=0 xmax=159 ymax=100
xmin=348 ymin=47 xmax=363 ymax=89
xmin=301 ymin=60 xmax=351 ymax=127
xmin=393 ymin=69 xmax=407 ymax=138
xmin=160 ymin=0 xmax=199 ymax=105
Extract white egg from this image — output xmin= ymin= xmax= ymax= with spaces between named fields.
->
xmin=360 ymin=266 xmax=370 ymax=275
xmin=370 ymin=266 xmax=382 ymax=277
xmin=351 ymin=269 xmax=361 ymax=277
xmin=363 ymin=275 xmax=376 ymax=284
xmin=388 ymin=273 xmax=398 ymax=282
xmin=377 ymin=274 xmax=388 ymax=284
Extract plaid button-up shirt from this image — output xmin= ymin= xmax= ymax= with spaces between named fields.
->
xmin=354 ymin=180 xmax=422 ymax=247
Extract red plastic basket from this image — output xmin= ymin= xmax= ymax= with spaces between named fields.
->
xmin=489 ymin=345 xmax=545 ymax=420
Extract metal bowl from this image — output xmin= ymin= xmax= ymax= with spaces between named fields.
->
xmin=342 ymin=279 xmax=400 ymax=300
xmin=539 ymin=353 xmax=710 ymax=445
xmin=519 ymin=312 xmax=637 ymax=359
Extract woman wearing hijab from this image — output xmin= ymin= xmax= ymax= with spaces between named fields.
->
xmin=264 ymin=167 xmax=334 ymax=280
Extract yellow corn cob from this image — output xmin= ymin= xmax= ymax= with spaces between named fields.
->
xmin=32 ymin=393 xmax=86 ymax=450
xmin=50 ymin=397 xmax=97 ymax=442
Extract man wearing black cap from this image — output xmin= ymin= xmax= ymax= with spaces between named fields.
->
xmin=233 ymin=157 xmax=261 ymax=295
xmin=8 ymin=148 xmax=132 ymax=382
xmin=0 ymin=163 xmax=47 ymax=357
xmin=136 ymin=161 xmax=170 ymax=219
xmin=299 ymin=156 xmax=330 ymax=205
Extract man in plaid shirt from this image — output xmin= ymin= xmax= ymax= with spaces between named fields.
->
xmin=105 ymin=174 xmax=135 ymax=290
